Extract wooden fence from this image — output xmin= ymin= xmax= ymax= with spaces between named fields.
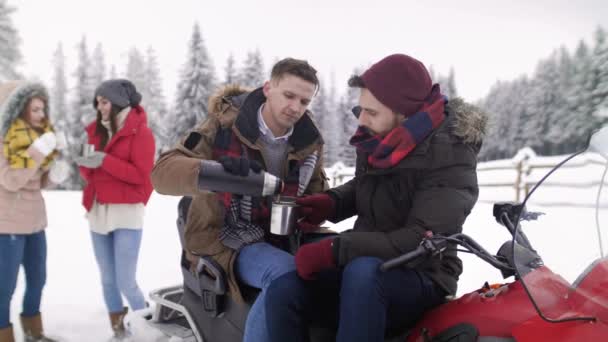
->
xmin=325 ymin=149 xmax=608 ymax=205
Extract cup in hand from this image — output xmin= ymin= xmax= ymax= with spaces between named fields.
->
xmin=81 ymin=143 xmax=95 ymax=157
xmin=270 ymin=196 xmax=298 ymax=236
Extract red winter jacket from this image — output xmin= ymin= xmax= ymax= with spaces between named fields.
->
xmin=80 ymin=106 xmax=155 ymax=212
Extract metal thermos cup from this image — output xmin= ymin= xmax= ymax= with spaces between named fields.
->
xmin=270 ymin=196 xmax=298 ymax=236
xmin=81 ymin=143 xmax=95 ymax=157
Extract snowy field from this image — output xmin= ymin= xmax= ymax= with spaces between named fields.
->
xmin=8 ymin=156 xmax=608 ymax=341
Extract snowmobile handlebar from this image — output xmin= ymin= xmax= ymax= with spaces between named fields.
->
xmin=379 ymin=244 xmax=428 ymax=271
xmin=380 ymin=237 xmax=448 ymax=271
xmin=380 ymin=233 xmax=514 ymax=273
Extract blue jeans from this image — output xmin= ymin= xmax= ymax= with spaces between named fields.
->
xmin=235 ymin=242 xmax=296 ymax=342
xmin=265 ymin=256 xmax=446 ymax=342
xmin=90 ymin=229 xmax=146 ymax=314
xmin=0 ymin=231 xmax=47 ymax=329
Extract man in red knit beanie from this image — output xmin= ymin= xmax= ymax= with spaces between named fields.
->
xmin=360 ymin=53 xmax=433 ymax=118
xmin=265 ymin=53 xmax=487 ymax=342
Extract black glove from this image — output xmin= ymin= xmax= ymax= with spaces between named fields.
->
xmin=218 ymin=156 xmax=263 ymax=176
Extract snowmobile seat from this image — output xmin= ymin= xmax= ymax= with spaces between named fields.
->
xmin=175 ymin=196 xmax=409 ymax=342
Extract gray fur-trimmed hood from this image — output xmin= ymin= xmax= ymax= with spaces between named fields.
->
xmin=0 ymin=81 xmax=50 ymax=137
xmin=445 ymin=97 xmax=487 ymax=145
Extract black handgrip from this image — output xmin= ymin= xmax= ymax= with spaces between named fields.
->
xmin=196 ymin=256 xmax=227 ymax=295
xmin=380 ymin=245 xmax=428 ymax=272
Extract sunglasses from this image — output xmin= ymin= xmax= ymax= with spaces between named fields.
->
xmin=351 ymin=105 xmax=362 ymax=119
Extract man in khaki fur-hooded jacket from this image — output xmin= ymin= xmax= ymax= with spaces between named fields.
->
xmin=151 ymin=58 xmax=328 ymax=341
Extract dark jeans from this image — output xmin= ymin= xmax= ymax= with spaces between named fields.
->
xmin=0 ymin=231 xmax=47 ymax=329
xmin=265 ymin=256 xmax=445 ymax=342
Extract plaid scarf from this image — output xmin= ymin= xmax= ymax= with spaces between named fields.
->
xmin=3 ymin=118 xmax=57 ymax=169
xmin=349 ymin=85 xmax=447 ymax=169
xmin=212 ymin=127 xmax=319 ymax=250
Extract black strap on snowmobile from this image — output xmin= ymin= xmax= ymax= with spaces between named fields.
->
xmin=177 ymin=195 xmax=228 ymax=317
xmin=423 ymin=323 xmax=479 ymax=342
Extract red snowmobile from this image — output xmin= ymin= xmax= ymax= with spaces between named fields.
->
xmin=143 ymin=127 xmax=608 ymax=342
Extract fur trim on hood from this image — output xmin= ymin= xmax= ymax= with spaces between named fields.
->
xmin=0 ymin=81 xmax=50 ymax=137
xmin=446 ymin=97 xmax=487 ymax=145
xmin=207 ymin=84 xmax=252 ymax=116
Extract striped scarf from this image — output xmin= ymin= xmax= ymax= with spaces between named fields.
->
xmin=3 ymin=118 xmax=57 ymax=169
xmin=219 ymin=152 xmax=319 ymax=250
xmin=212 ymin=127 xmax=320 ymax=250
xmin=349 ymin=85 xmax=447 ymax=169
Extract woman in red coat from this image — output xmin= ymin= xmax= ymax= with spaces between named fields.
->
xmin=74 ymin=79 xmax=155 ymax=340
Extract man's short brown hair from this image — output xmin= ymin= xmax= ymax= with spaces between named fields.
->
xmin=271 ymin=58 xmax=319 ymax=89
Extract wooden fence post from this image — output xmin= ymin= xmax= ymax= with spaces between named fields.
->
xmin=515 ymin=160 xmax=523 ymax=202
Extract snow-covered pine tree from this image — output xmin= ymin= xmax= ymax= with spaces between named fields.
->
xmin=224 ymin=53 xmax=237 ymax=85
xmin=540 ymin=48 xmax=575 ymax=154
xmin=310 ymin=82 xmax=340 ymax=167
xmin=508 ymin=77 xmax=534 ymax=156
xmin=592 ymin=27 xmax=608 ymax=119
xmin=498 ymin=82 xmax=520 ymax=158
xmin=126 ymin=47 xmax=146 ymax=94
xmin=563 ymin=40 xmax=600 ymax=152
xmin=166 ymin=23 xmax=216 ymax=145
xmin=325 ymin=73 xmax=341 ymax=166
xmin=125 ymin=46 xmax=159 ymax=147
xmin=0 ymin=0 xmax=20 ymax=81
xmin=479 ymin=80 xmax=515 ymax=160
xmin=91 ymin=43 xmax=106 ymax=86
xmin=143 ymin=47 xmax=168 ymax=153
xmin=238 ymin=49 xmax=265 ymax=89
xmin=72 ymin=37 xmax=96 ymax=129
xmin=336 ymin=75 xmax=360 ymax=167
xmin=526 ymin=55 xmax=562 ymax=154
xmin=51 ymin=43 xmax=68 ymax=134
xmin=65 ymin=36 xmax=96 ymax=189
xmin=479 ymin=29 xmax=608 ymax=160
xmin=50 ymin=43 xmax=71 ymax=189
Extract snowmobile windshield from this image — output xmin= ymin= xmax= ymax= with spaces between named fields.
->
xmin=513 ymin=151 xmax=608 ymax=323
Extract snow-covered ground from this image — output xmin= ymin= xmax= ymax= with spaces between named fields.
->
xmin=9 ymin=191 xmax=183 ymax=341
xmin=8 ymin=158 xmax=608 ymax=341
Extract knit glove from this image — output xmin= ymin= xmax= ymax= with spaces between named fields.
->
xmin=74 ymin=151 xmax=106 ymax=169
xmin=295 ymin=238 xmax=336 ymax=280
xmin=30 ymin=132 xmax=57 ymax=157
xmin=296 ymin=193 xmax=336 ymax=232
xmin=48 ymin=160 xmax=71 ymax=184
xmin=218 ymin=155 xmax=263 ymax=176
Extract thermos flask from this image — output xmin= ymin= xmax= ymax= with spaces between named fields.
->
xmin=197 ymin=160 xmax=283 ymax=196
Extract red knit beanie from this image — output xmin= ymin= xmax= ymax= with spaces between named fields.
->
xmin=361 ymin=54 xmax=432 ymax=117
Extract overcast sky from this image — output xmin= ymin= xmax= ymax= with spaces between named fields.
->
xmin=8 ymin=0 xmax=608 ymax=103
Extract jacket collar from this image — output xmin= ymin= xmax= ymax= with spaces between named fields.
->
xmin=231 ymin=87 xmax=323 ymax=153
xmin=86 ymin=106 xmax=148 ymax=150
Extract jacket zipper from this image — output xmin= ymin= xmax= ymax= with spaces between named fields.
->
xmin=368 ymin=176 xmax=377 ymax=227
